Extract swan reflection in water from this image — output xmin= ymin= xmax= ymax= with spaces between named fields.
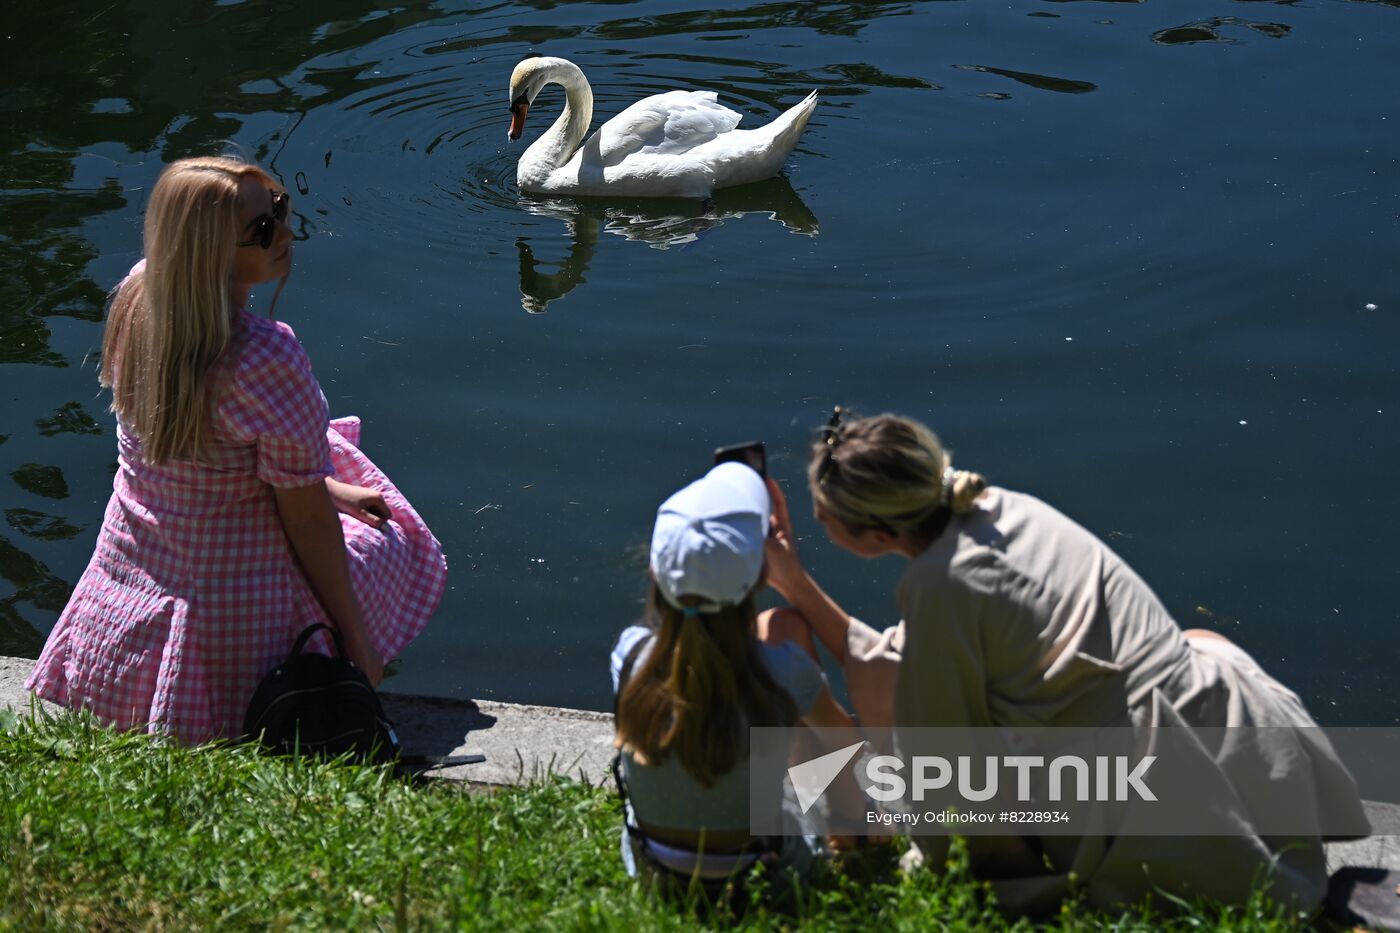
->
xmin=514 ymin=174 xmax=819 ymax=313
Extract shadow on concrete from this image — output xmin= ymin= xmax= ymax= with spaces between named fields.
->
xmin=382 ymin=692 xmax=498 ymax=762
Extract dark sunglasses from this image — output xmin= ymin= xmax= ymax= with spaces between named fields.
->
xmin=238 ymin=191 xmax=291 ymax=249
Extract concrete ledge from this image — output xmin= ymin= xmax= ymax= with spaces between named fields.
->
xmin=4 ymin=654 xmax=1396 ymax=874
xmin=380 ymin=692 xmax=613 ymax=788
xmin=1 ymin=655 xmax=615 ymax=788
xmin=0 ymin=656 xmax=57 ymax=718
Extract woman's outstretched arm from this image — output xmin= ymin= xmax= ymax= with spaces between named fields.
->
xmin=274 ymin=480 xmax=385 ymax=685
xmin=763 ymin=477 xmax=853 ymax=662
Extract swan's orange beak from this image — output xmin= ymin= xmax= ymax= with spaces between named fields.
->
xmin=508 ymin=101 xmax=529 ymax=142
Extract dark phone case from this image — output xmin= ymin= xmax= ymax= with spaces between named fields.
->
xmin=713 ymin=442 xmax=766 ymax=477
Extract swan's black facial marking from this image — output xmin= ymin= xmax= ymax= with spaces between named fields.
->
xmin=508 ymin=95 xmax=531 ymax=141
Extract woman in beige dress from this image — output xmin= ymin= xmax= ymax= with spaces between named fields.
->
xmin=761 ymin=408 xmax=1367 ymax=916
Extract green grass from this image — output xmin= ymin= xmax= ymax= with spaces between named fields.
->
xmin=0 ymin=709 xmax=1317 ymax=931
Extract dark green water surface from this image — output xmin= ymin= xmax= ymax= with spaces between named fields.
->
xmin=2 ymin=0 xmax=1397 ymax=721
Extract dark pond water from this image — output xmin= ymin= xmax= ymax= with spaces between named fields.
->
xmin=2 ymin=0 xmax=1397 ymax=722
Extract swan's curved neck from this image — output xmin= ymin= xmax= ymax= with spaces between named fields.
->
xmin=523 ymin=61 xmax=594 ymax=174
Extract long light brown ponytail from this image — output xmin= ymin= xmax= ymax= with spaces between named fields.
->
xmin=615 ymin=585 xmax=798 ymax=788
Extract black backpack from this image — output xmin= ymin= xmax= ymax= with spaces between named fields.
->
xmin=244 ymin=623 xmax=401 ymax=764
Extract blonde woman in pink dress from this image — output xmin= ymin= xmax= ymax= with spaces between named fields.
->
xmin=26 ymin=156 xmax=447 ymax=744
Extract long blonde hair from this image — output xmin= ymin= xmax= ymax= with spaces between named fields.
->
xmin=808 ymin=412 xmax=987 ymax=542
xmin=102 ymin=156 xmax=272 ymax=464
xmin=615 ymin=585 xmax=798 ymax=788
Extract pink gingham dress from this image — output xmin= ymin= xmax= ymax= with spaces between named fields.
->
xmin=26 ymin=262 xmax=447 ymax=744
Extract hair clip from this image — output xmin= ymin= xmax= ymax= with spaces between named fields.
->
xmin=822 ymin=405 xmax=845 ymax=445
xmin=817 ymin=405 xmax=846 ymax=485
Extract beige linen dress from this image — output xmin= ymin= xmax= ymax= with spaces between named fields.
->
xmin=842 ymin=487 xmax=1366 ymax=915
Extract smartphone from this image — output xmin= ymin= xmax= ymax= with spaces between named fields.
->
xmin=713 ymin=441 xmax=767 ymax=478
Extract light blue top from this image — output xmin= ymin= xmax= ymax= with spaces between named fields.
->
xmin=610 ymin=624 xmax=827 ymax=833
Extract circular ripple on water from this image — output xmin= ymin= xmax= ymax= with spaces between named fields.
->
xmin=264 ymin=50 xmax=524 ymax=261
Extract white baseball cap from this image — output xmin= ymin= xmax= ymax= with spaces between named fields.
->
xmin=649 ymin=462 xmax=771 ymax=613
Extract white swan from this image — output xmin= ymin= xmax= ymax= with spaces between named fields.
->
xmin=507 ymin=57 xmax=818 ymax=199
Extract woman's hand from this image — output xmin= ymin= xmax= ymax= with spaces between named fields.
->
xmin=763 ymin=477 xmax=807 ymax=602
xmin=827 ymin=833 xmax=864 ymax=852
xmin=827 ymin=833 xmax=893 ymax=853
xmin=327 ymin=478 xmax=392 ymax=530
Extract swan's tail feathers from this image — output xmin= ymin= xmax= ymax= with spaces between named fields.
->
xmin=743 ymin=91 xmax=818 ymax=182
xmin=696 ymin=91 xmax=818 ymax=193
xmin=772 ymin=91 xmax=819 ymax=149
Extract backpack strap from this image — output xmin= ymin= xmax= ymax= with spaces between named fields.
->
xmin=289 ymin=622 xmax=349 ymax=662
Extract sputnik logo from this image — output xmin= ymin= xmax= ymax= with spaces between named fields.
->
xmin=787 ymin=741 xmax=865 ymax=814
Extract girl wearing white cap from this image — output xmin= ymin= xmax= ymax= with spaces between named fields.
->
xmin=760 ymin=408 xmax=1366 ymax=917
xmin=610 ymin=461 xmax=863 ymax=903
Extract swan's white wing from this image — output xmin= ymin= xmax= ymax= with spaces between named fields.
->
xmin=533 ymin=87 xmax=816 ymax=199
xmin=592 ymin=90 xmax=743 ymax=166
xmin=675 ymin=90 xmax=819 ymax=190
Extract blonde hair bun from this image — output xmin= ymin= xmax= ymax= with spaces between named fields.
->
xmin=947 ymin=468 xmax=987 ymax=515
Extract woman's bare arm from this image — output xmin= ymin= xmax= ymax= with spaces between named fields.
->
xmin=763 ymin=478 xmax=853 ymax=662
xmin=273 ymin=480 xmax=384 ymax=684
xmin=773 ymin=574 xmax=854 ymax=663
